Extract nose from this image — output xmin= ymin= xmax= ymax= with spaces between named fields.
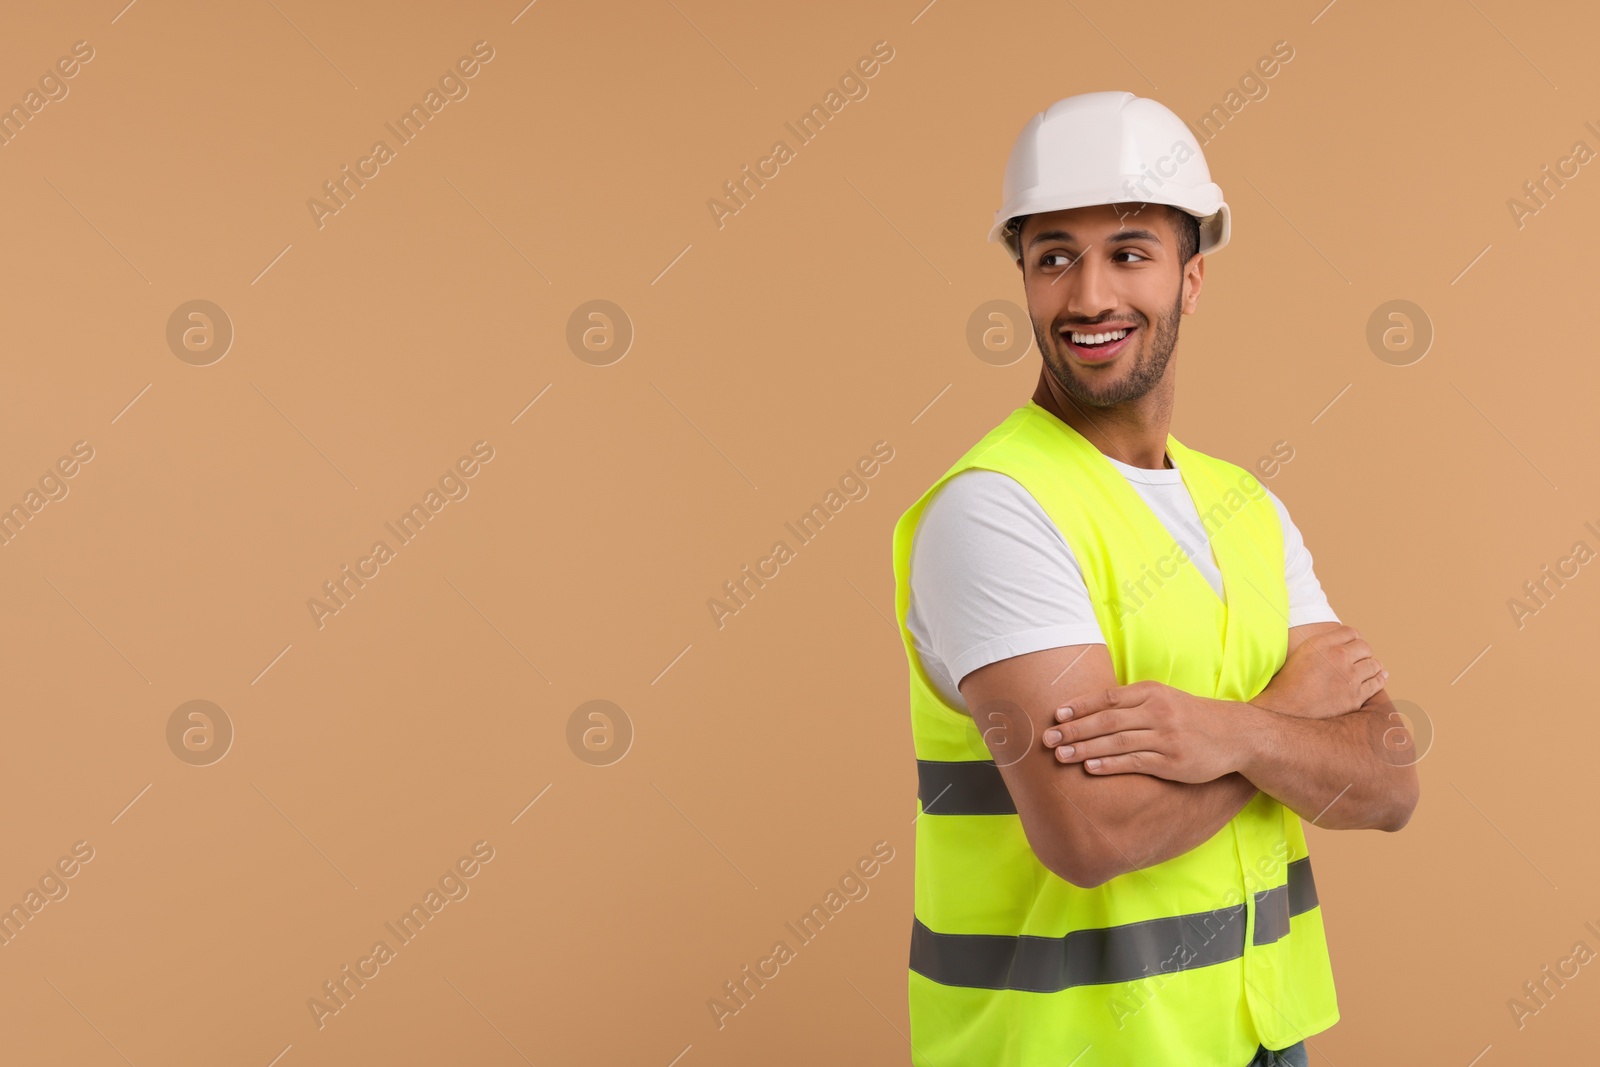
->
xmin=1063 ymin=248 xmax=1117 ymax=323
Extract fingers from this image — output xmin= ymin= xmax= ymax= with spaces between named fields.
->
xmin=1040 ymin=687 xmax=1119 ymax=748
xmin=1048 ymin=680 xmax=1154 ymax=733
xmin=1354 ymin=657 xmax=1389 ymax=704
xmin=1319 ymin=627 xmax=1379 ymax=680
xmin=1050 ymin=685 xmax=1125 ymax=724
xmin=1043 ymin=707 xmax=1125 ymax=748
xmin=1313 ymin=626 xmax=1366 ymax=657
xmin=1081 ymin=751 xmax=1164 ymax=775
xmin=1052 ymin=729 xmax=1158 ymax=764
xmin=1322 ymin=631 xmax=1371 ymax=664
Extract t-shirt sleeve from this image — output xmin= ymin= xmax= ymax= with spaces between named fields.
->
xmin=909 ymin=468 xmax=1107 ymax=691
xmin=1264 ymin=485 xmax=1341 ymax=628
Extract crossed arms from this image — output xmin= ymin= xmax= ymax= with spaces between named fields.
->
xmin=959 ymin=623 xmax=1422 ymax=889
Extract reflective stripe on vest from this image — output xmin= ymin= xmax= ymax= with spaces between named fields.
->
xmin=909 ymin=855 xmax=1321 ymax=992
xmin=915 ymin=758 xmax=1323 ymax=983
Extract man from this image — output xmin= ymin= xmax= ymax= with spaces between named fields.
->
xmin=890 ymin=92 xmax=1420 ymax=1066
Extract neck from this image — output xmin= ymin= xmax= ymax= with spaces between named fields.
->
xmin=1031 ymin=368 xmax=1174 ymax=470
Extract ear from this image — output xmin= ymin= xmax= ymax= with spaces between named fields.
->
xmin=1181 ymin=254 xmax=1205 ymax=314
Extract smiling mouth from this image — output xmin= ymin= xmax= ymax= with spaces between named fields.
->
xmin=1061 ymin=324 xmax=1137 ymax=362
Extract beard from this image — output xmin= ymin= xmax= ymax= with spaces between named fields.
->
xmin=1033 ymin=283 xmax=1184 ymax=410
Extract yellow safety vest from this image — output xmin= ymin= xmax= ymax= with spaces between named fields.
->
xmin=892 ymin=399 xmax=1338 ymax=1066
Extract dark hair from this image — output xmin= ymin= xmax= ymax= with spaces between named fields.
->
xmin=1164 ymin=205 xmax=1201 ymax=267
xmin=1008 ymin=204 xmax=1201 ymax=266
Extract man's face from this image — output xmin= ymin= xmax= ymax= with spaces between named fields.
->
xmin=1015 ymin=203 xmax=1201 ymax=410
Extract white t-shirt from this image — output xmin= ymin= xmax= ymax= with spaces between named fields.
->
xmin=906 ymin=455 xmax=1340 ymax=712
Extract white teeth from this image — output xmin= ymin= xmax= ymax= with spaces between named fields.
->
xmin=1069 ymin=328 xmax=1129 ymax=345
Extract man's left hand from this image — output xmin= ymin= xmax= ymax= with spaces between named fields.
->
xmin=1039 ymin=680 xmax=1250 ymax=784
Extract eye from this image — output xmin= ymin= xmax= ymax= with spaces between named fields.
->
xmin=1037 ymin=248 xmax=1151 ymax=269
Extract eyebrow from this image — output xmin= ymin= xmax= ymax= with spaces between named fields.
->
xmin=1026 ymin=227 xmax=1162 ymax=249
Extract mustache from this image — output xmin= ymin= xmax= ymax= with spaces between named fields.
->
xmin=1054 ymin=313 xmax=1146 ymax=331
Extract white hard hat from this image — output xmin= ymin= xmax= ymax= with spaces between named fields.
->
xmin=989 ymin=90 xmax=1230 ymax=262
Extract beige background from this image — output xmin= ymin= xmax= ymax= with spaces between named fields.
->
xmin=0 ymin=0 xmax=1595 ymax=1064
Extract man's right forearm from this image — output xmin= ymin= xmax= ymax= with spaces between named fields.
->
xmin=964 ymin=640 xmax=1264 ymax=889
xmin=1052 ymin=769 xmax=1259 ymax=887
